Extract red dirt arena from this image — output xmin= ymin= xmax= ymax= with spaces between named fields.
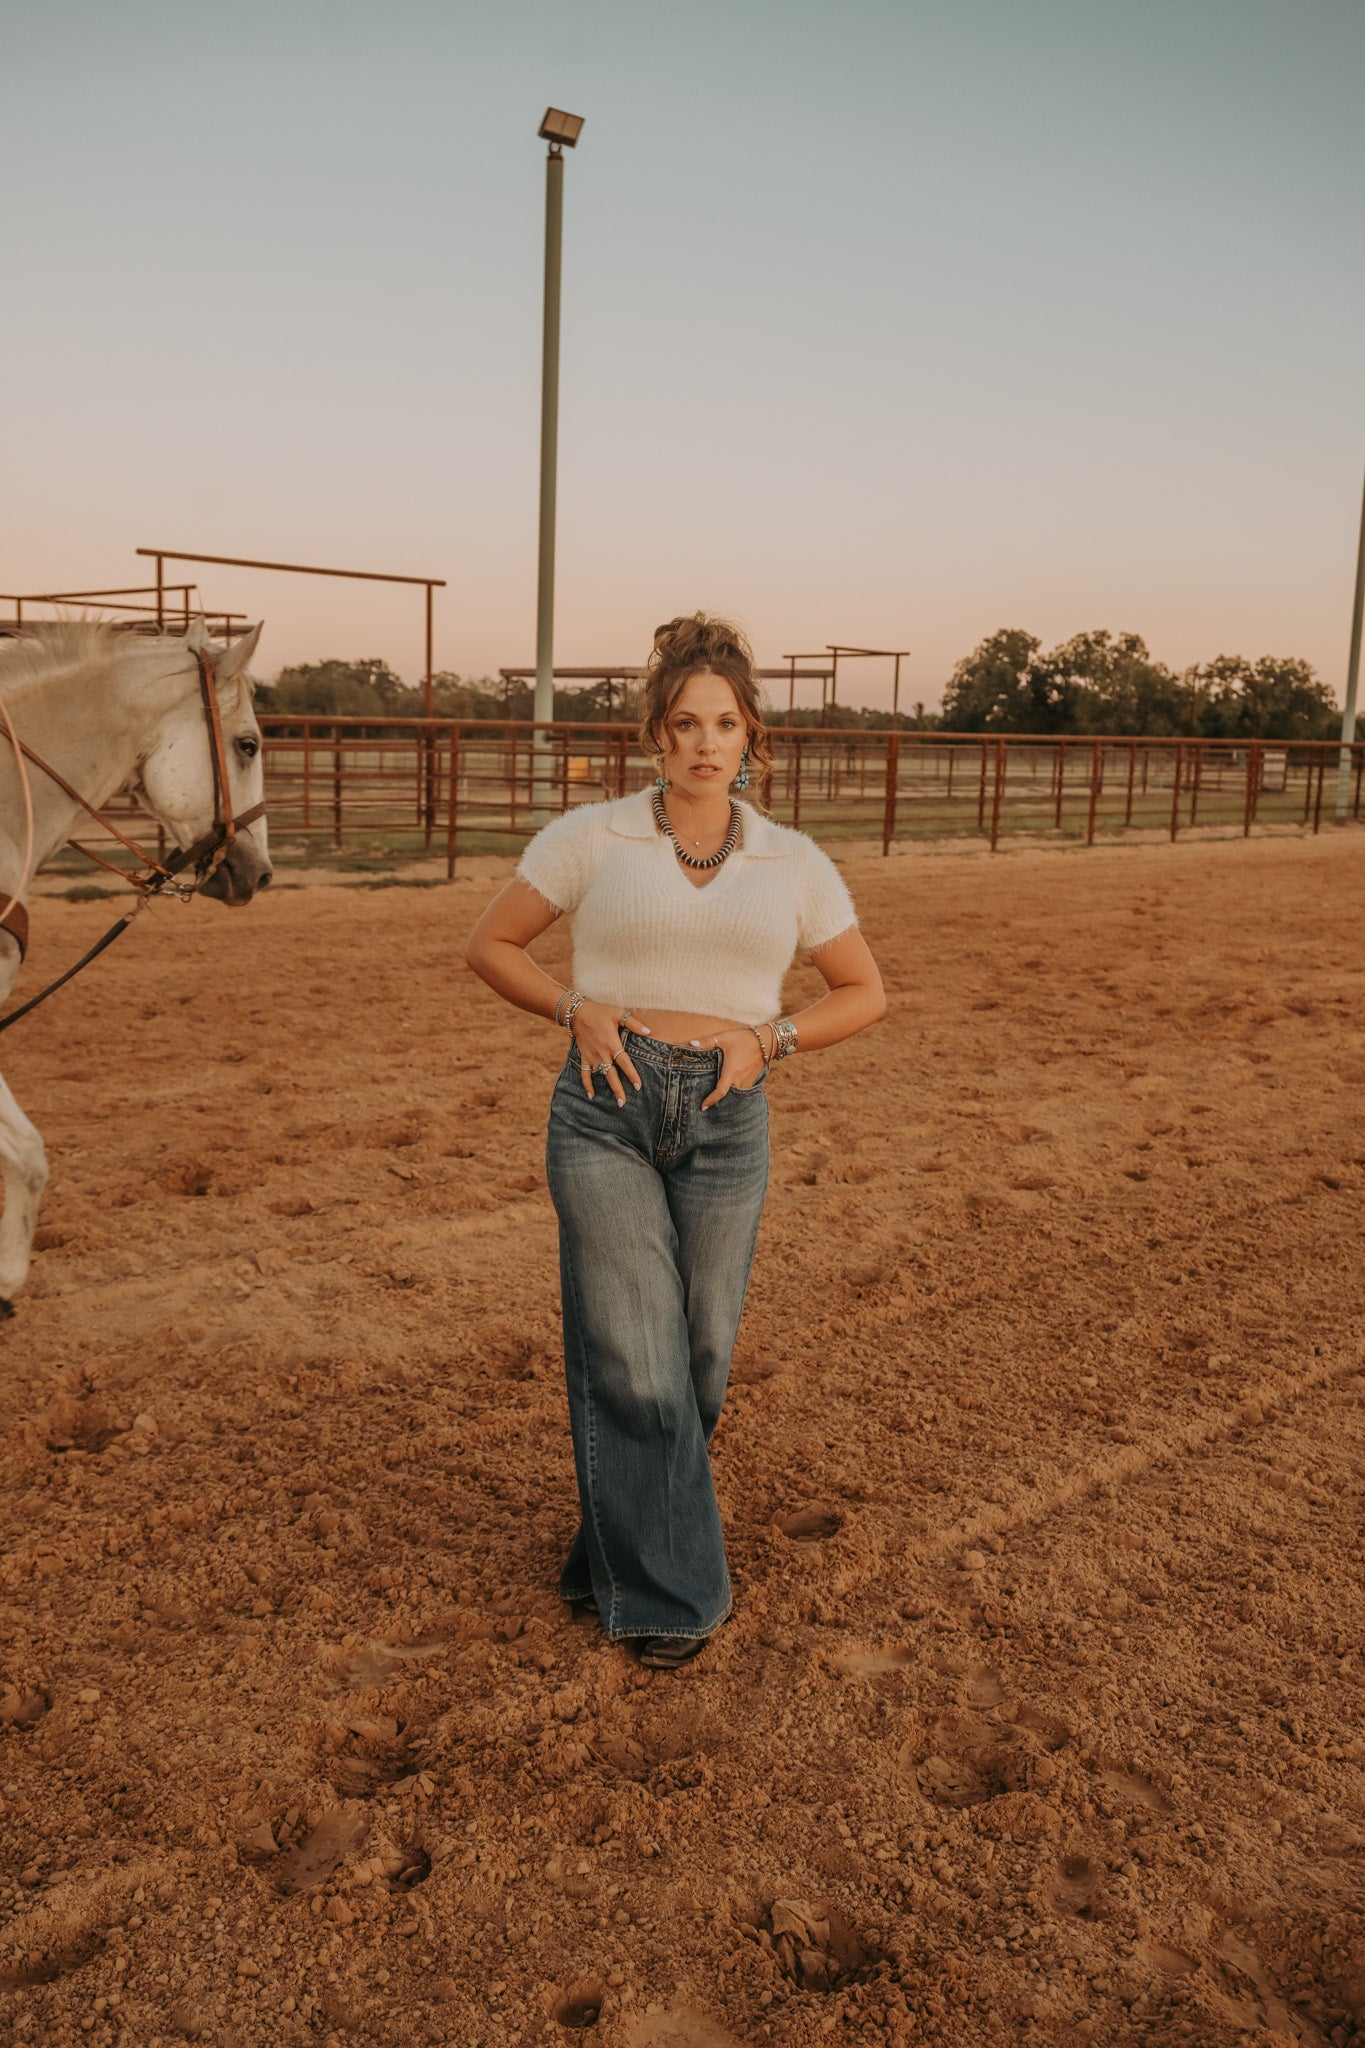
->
xmin=2 ymin=828 xmax=1363 ymax=2048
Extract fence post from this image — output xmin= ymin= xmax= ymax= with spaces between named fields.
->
xmin=1124 ymin=741 xmax=1136 ymax=826
xmin=424 ymin=726 xmax=437 ymax=852
xmin=792 ymin=736 xmax=803 ymax=833
xmin=1312 ymin=750 xmax=1326 ymax=833
xmin=1169 ymin=744 xmax=1183 ymax=841
xmin=1086 ymin=740 xmax=1101 ymax=845
xmin=882 ymin=733 xmax=900 ymax=856
xmin=332 ymin=724 xmax=343 ymax=849
xmin=1053 ymin=740 xmax=1066 ymax=831
xmin=302 ymin=721 xmax=313 ymax=830
xmin=1189 ymin=744 xmax=1203 ymax=827
xmin=1243 ymin=742 xmax=1257 ymax=836
xmin=976 ymin=738 xmax=989 ymax=833
xmin=446 ymin=732 xmax=460 ymax=879
xmin=989 ymin=737 xmax=1006 ymax=850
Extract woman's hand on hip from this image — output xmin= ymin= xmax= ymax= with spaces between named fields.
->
xmin=572 ymin=1003 xmax=650 ymax=1103
xmin=696 ymin=1027 xmax=767 ymax=1111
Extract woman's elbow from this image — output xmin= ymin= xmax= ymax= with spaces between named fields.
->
xmin=463 ymin=930 xmax=493 ymax=977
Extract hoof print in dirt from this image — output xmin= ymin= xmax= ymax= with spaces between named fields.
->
xmin=554 ymin=1976 xmax=606 ymax=2030
xmin=350 ymin=1831 xmax=433 ymax=1892
xmin=0 ymin=1686 xmax=50 ymax=1730
xmin=165 ymin=1998 xmax=210 ymax=2040
xmin=43 ymin=1388 xmax=124 ymax=1456
xmin=326 ymin=1712 xmax=420 ymax=1799
xmin=763 ymin=1897 xmax=876 ymax=1992
xmin=0 ymin=1296 xmax=13 ymax=1320
xmin=1095 ymin=1759 xmax=1174 ymax=1813
xmin=918 ymin=1749 xmax=1011 ymax=1809
xmin=773 ymin=1505 xmax=843 ymax=1542
xmin=0 ymin=1930 xmax=105 ymax=1992
xmin=391 ymin=1841 xmax=431 ymax=1889
xmin=1050 ymin=1851 xmax=1102 ymax=1918
xmin=273 ymin=1801 xmax=369 ymax=1894
xmin=236 ymin=1817 xmax=282 ymax=1864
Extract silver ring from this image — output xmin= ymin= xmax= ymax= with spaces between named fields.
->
xmin=593 ymin=1060 xmax=615 ymax=1075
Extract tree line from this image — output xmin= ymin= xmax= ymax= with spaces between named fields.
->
xmin=252 ymin=630 xmax=1343 ymax=741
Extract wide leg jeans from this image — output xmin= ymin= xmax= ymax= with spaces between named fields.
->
xmin=545 ymin=1027 xmax=770 ymax=1641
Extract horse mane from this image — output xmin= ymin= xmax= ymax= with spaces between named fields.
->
xmin=0 ymin=620 xmax=157 ymax=693
xmin=0 ymin=622 xmax=240 ymax=712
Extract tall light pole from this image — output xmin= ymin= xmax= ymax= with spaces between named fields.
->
xmin=1334 ymin=459 xmax=1365 ymax=822
xmin=534 ymin=107 xmax=585 ymax=804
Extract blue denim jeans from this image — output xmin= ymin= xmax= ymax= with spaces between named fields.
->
xmin=545 ymin=1027 xmax=771 ymax=1641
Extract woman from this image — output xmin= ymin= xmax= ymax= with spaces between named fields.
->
xmin=464 ymin=614 xmax=885 ymax=1669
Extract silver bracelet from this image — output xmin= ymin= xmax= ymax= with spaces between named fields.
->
xmin=557 ymin=990 xmax=586 ymax=1033
xmin=745 ymin=1022 xmax=772 ymax=1076
xmin=767 ymin=1016 xmax=798 ymax=1062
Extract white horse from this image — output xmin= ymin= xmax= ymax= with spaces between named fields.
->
xmin=0 ymin=619 xmax=271 ymax=1313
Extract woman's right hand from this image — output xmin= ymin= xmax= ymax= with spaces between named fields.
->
xmin=571 ymin=1002 xmax=650 ymax=1103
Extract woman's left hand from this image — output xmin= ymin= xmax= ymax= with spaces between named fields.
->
xmin=695 ymin=1026 xmax=769 ymax=1111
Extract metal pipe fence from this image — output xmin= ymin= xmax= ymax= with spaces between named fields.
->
xmin=37 ymin=722 xmax=1365 ymax=881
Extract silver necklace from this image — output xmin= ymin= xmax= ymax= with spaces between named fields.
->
xmin=651 ymin=787 xmax=741 ymax=870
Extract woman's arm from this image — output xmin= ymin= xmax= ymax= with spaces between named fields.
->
xmin=463 ymin=879 xmax=650 ymax=1101
xmin=696 ymin=925 xmax=884 ymax=1109
xmin=464 ymin=878 xmax=569 ymax=1021
xmin=783 ymin=925 xmax=886 ymax=1051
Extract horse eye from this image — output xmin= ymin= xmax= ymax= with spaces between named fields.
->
xmin=235 ymin=736 xmax=260 ymax=761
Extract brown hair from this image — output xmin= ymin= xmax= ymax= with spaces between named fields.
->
xmin=638 ymin=611 xmax=775 ymax=793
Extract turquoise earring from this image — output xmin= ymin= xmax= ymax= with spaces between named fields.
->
xmin=653 ymin=754 xmax=669 ymax=791
xmin=735 ymin=745 xmax=751 ymax=791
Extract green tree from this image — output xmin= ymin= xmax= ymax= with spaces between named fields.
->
xmin=256 ymin=657 xmax=408 ymax=718
xmin=940 ymin=629 xmax=1075 ymax=731
xmin=1192 ymin=655 xmax=1340 ymax=740
xmin=1039 ymin=629 xmax=1187 ymax=736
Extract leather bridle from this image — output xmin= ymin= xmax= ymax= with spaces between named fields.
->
xmin=0 ymin=644 xmax=266 ymax=1036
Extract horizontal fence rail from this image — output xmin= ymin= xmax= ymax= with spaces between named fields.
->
xmin=36 ymin=723 xmax=1365 ymax=881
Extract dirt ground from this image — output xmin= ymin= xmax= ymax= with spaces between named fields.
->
xmin=2 ymin=828 xmax=1364 ymax=2048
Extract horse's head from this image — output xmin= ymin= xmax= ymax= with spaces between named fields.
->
xmin=136 ymin=621 xmax=272 ymax=906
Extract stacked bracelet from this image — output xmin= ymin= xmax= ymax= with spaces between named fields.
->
xmin=768 ymin=1017 xmax=798 ymax=1062
xmin=555 ymin=988 xmax=586 ymax=1033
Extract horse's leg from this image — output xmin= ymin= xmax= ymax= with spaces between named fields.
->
xmin=0 ymin=1072 xmax=48 ymax=1315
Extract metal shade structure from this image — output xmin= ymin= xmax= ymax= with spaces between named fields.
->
xmin=538 ymin=108 xmax=585 ymax=148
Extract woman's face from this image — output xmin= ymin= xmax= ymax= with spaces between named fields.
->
xmin=661 ymin=670 xmax=749 ymax=791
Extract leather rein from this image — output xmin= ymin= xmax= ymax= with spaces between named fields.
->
xmin=0 ymin=645 xmax=266 ymax=1037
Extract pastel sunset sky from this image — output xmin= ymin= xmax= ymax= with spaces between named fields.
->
xmin=6 ymin=0 xmax=1363 ymax=712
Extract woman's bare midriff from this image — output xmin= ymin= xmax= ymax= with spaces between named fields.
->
xmin=628 ymin=1008 xmax=747 ymax=1045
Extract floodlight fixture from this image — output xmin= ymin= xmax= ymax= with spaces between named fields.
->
xmin=539 ymin=108 xmax=585 ymax=148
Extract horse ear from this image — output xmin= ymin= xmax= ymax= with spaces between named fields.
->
xmin=185 ymin=617 xmax=213 ymax=653
xmin=214 ymin=622 xmax=263 ymax=684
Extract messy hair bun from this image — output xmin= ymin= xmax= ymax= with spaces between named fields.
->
xmin=639 ymin=612 xmax=774 ymax=793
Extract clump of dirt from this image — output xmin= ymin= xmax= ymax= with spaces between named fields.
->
xmin=761 ymin=1895 xmax=879 ymax=1991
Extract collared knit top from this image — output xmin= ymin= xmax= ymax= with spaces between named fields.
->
xmin=515 ymin=786 xmax=859 ymax=1026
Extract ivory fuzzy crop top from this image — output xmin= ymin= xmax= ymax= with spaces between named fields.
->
xmin=515 ymin=787 xmax=859 ymax=1026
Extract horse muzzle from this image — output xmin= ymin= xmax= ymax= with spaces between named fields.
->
xmin=198 ymin=837 xmax=273 ymax=905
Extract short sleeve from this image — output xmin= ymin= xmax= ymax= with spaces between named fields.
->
xmin=795 ymin=838 xmax=859 ymax=955
xmin=515 ymin=803 xmax=598 ymax=915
